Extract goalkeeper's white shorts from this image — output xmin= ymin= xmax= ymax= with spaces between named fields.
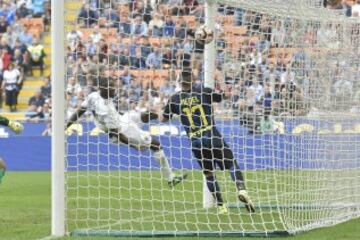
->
xmin=109 ymin=111 xmax=152 ymax=149
xmin=121 ymin=122 xmax=152 ymax=149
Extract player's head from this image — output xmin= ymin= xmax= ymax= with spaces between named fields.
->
xmin=180 ymin=69 xmax=193 ymax=90
xmin=98 ymin=76 xmax=115 ymax=99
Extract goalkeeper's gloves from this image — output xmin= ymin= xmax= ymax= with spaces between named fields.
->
xmin=8 ymin=120 xmax=24 ymax=134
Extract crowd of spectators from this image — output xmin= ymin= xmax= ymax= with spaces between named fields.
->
xmin=0 ymin=0 xmax=50 ymax=114
xmin=59 ymin=0 xmax=360 ymax=134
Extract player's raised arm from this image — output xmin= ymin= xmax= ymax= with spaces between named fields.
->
xmin=66 ymin=107 xmax=86 ymax=129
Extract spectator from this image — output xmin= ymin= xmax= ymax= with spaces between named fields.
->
xmin=119 ymin=48 xmax=131 ymax=67
xmin=160 ymin=81 xmax=175 ymax=95
xmin=90 ymin=25 xmax=102 ymax=44
xmin=2 ymin=1 xmax=16 ymax=25
xmin=77 ymin=3 xmax=98 ymax=27
xmin=26 ymin=91 xmax=44 ymax=120
xmin=280 ymin=67 xmax=295 ymax=84
xmin=183 ymin=0 xmax=201 ymax=15
xmin=102 ymin=8 xmax=120 ymax=29
xmin=140 ymin=36 xmax=152 ymax=58
xmin=0 ymin=38 xmax=11 ymax=53
xmin=42 ymin=121 xmax=51 ymax=136
xmin=129 ymin=36 xmax=141 ymax=56
xmin=130 ymin=14 xmax=148 ymax=36
xmin=0 ymin=16 xmax=8 ymax=33
xmin=31 ymin=0 xmax=45 ymax=17
xmin=148 ymin=13 xmax=164 ymax=36
xmin=2 ymin=63 xmax=22 ymax=112
xmin=128 ymin=80 xmax=142 ymax=99
xmin=163 ymin=15 xmax=176 ymax=37
xmin=85 ymin=38 xmax=97 ymax=57
xmin=65 ymin=91 xmax=78 ymax=119
xmin=130 ymin=0 xmax=152 ymax=23
xmin=98 ymin=39 xmax=109 ymax=62
xmin=183 ymin=37 xmax=194 ymax=54
xmin=66 ymin=77 xmax=82 ymax=96
xmin=41 ymin=76 xmax=51 ymax=99
xmin=1 ymin=48 xmax=11 ymax=71
xmin=13 ymin=39 xmax=27 ymax=54
xmin=130 ymin=47 xmax=146 ymax=69
xmin=108 ymin=47 xmax=118 ymax=66
xmin=28 ymin=90 xmax=45 ymax=108
xmin=41 ymin=102 xmax=51 ymax=120
xmin=16 ymin=2 xmax=31 ymax=19
xmin=18 ymin=27 xmax=33 ymax=46
xmin=162 ymin=48 xmax=175 ymax=68
xmin=260 ymin=112 xmax=275 ymax=134
xmin=167 ymin=0 xmax=186 ymax=15
xmin=43 ymin=1 xmax=51 ymax=29
xmin=67 ymin=29 xmax=83 ymax=51
xmin=119 ymin=12 xmax=131 ymax=35
xmin=28 ymin=38 xmax=46 ymax=75
xmin=13 ymin=49 xmax=24 ymax=68
xmin=146 ymin=47 xmax=162 ymax=69
xmin=2 ymin=26 xmax=17 ymax=48
xmin=119 ymin=66 xmax=134 ymax=85
xmin=175 ymin=16 xmax=187 ymax=39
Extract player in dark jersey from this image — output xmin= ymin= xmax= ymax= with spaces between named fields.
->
xmin=160 ymin=70 xmax=255 ymax=214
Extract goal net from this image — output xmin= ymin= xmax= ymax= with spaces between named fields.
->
xmin=60 ymin=0 xmax=360 ymax=237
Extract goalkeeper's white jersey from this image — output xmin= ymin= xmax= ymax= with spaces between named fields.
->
xmin=81 ymin=91 xmax=123 ymax=132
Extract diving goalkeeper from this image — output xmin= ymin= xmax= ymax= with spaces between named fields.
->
xmin=160 ymin=70 xmax=255 ymax=214
xmin=66 ymin=77 xmax=187 ymax=187
xmin=0 ymin=115 xmax=23 ymax=184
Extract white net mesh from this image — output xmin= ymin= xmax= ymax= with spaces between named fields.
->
xmin=64 ymin=0 xmax=360 ymax=237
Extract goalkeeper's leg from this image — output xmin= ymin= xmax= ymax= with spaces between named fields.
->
xmin=111 ymin=122 xmax=187 ymax=187
xmin=0 ymin=158 xmax=6 ymax=184
xmin=150 ymin=138 xmax=187 ymax=187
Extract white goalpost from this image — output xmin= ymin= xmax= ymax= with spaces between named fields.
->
xmin=52 ymin=0 xmax=360 ymax=238
xmin=51 ymin=0 xmax=65 ymax=237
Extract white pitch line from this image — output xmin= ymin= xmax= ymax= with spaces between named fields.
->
xmin=86 ymin=206 xmax=204 ymax=232
xmin=37 ymin=236 xmax=59 ymax=240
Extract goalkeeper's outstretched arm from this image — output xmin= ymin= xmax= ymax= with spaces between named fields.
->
xmin=140 ymin=112 xmax=159 ymax=123
xmin=66 ymin=107 xmax=86 ymax=129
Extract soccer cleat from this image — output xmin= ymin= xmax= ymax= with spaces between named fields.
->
xmin=238 ymin=190 xmax=255 ymax=213
xmin=218 ymin=204 xmax=228 ymax=215
xmin=8 ymin=120 xmax=24 ymax=134
xmin=168 ymin=172 xmax=188 ymax=187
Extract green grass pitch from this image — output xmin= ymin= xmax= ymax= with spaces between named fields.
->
xmin=0 ymin=171 xmax=359 ymax=240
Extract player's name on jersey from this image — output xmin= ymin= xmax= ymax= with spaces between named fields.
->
xmin=181 ymin=97 xmax=200 ymax=105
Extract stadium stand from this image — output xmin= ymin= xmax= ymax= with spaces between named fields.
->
xmin=3 ymin=0 xmax=360 ymax=132
xmin=0 ymin=0 xmax=50 ymax=121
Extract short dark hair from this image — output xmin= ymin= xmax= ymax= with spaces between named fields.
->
xmin=181 ymin=70 xmax=192 ymax=84
xmin=181 ymin=69 xmax=192 ymax=79
xmin=98 ymin=76 xmax=111 ymax=88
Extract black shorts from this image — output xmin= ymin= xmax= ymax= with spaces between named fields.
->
xmin=191 ymin=132 xmax=236 ymax=173
xmin=5 ymin=90 xmax=17 ymax=106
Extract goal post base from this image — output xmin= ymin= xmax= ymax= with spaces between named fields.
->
xmin=227 ymin=203 xmax=360 ymax=210
xmin=71 ymin=230 xmax=291 ymax=238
